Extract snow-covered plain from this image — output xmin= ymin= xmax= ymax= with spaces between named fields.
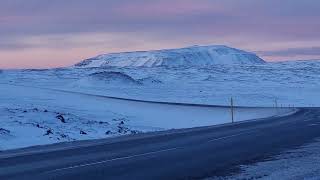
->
xmin=2 ymin=60 xmax=319 ymax=107
xmin=0 ymin=83 xmax=292 ymax=150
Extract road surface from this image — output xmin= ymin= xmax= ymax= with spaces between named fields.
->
xmin=1 ymin=108 xmax=320 ymax=180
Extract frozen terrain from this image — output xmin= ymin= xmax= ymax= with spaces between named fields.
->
xmin=74 ymin=45 xmax=265 ymax=68
xmin=207 ymin=138 xmax=320 ymax=180
xmin=0 ymin=83 xmax=292 ymax=150
xmin=1 ymin=60 xmax=319 ymax=107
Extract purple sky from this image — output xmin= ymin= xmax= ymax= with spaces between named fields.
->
xmin=1 ymin=0 xmax=320 ymax=68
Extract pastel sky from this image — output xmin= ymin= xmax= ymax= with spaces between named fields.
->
xmin=1 ymin=0 xmax=320 ymax=68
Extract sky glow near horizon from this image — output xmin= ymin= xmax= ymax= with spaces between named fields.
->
xmin=0 ymin=0 xmax=320 ymax=68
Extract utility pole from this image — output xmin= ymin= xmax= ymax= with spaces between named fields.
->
xmin=231 ymin=97 xmax=234 ymax=123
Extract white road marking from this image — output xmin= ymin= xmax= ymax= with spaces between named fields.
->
xmin=308 ymin=123 xmax=320 ymax=126
xmin=49 ymin=129 xmax=257 ymax=173
xmin=48 ymin=147 xmax=181 ymax=173
xmin=46 ymin=109 xmax=305 ymax=174
xmin=208 ymin=131 xmax=255 ymax=142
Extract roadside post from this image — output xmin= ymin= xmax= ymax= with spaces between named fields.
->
xmin=231 ymin=97 xmax=234 ymax=123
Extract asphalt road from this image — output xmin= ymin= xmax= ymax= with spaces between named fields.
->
xmin=1 ymin=108 xmax=320 ymax=180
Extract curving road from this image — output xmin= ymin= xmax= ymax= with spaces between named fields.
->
xmin=1 ymin=108 xmax=320 ymax=180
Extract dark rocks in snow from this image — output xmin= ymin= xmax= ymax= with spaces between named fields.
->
xmin=138 ymin=77 xmax=163 ymax=85
xmin=74 ymin=58 xmax=95 ymax=67
xmin=105 ymin=130 xmax=112 ymax=135
xmin=44 ymin=129 xmax=53 ymax=136
xmin=118 ymin=127 xmax=125 ymax=134
xmin=117 ymin=125 xmax=129 ymax=134
xmin=44 ymin=109 xmax=48 ymax=113
xmin=80 ymin=130 xmax=87 ymax=135
xmin=56 ymin=114 xmax=66 ymax=123
xmin=98 ymin=121 xmax=109 ymax=125
xmin=112 ymin=118 xmax=127 ymax=122
xmin=116 ymin=119 xmax=130 ymax=134
xmin=130 ymin=130 xmax=139 ymax=134
xmin=32 ymin=123 xmax=44 ymax=129
xmin=85 ymin=120 xmax=109 ymax=126
xmin=0 ymin=128 xmax=10 ymax=135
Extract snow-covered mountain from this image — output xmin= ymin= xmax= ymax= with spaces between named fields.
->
xmin=74 ymin=45 xmax=265 ymax=68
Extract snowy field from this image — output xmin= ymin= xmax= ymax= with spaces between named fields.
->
xmin=1 ymin=60 xmax=320 ymax=107
xmin=0 ymin=83 xmax=293 ymax=150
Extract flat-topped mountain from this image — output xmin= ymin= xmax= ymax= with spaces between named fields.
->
xmin=74 ymin=45 xmax=265 ymax=68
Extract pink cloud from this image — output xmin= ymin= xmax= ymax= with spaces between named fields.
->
xmin=1 ymin=0 xmax=320 ymax=68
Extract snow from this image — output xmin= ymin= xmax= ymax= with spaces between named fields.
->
xmin=74 ymin=45 xmax=265 ymax=68
xmin=207 ymin=138 xmax=320 ymax=180
xmin=1 ymin=56 xmax=318 ymax=150
xmin=0 ymin=83 xmax=293 ymax=150
xmin=4 ymin=60 xmax=316 ymax=107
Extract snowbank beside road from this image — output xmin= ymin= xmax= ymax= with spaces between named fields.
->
xmin=209 ymin=138 xmax=320 ymax=180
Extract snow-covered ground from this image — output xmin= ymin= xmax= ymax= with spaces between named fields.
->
xmin=1 ymin=59 xmax=320 ymax=107
xmin=207 ymin=138 xmax=320 ymax=180
xmin=0 ymin=83 xmax=292 ymax=150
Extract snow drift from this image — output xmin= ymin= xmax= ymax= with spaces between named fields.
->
xmin=74 ymin=45 xmax=265 ymax=68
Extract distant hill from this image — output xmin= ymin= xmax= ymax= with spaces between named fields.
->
xmin=74 ymin=45 xmax=265 ymax=68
